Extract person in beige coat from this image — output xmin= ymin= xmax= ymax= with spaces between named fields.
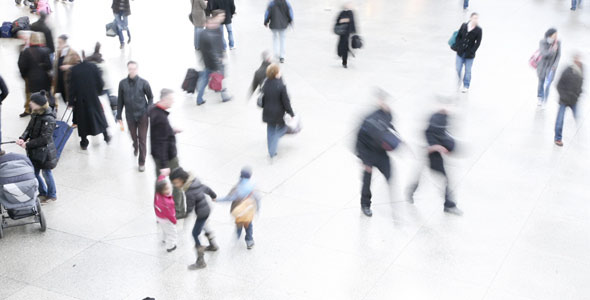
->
xmin=52 ymin=34 xmax=80 ymax=109
xmin=191 ymin=0 xmax=208 ymax=50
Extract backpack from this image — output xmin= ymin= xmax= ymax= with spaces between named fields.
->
xmin=230 ymin=197 xmax=256 ymax=227
xmin=1 ymin=22 xmax=13 ymax=38
xmin=11 ymin=17 xmax=30 ymax=34
xmin=351 ymin=35 xmax=363 ymax=49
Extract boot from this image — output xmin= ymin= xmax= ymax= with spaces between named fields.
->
xmin=188 ymin=247 xmax=206 ymax=270
xmin=204 ymin=232 xmax=219 ymax=251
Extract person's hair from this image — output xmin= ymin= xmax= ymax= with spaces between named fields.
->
xmin=58 ymin=34 xmax=68 ymax=41
xmin=261 ymin=50 xmax=271 ymax=61
xmin=266 ymin=63 xmax=280 ymax=80
xmin=160 ymin=88 xmax=173 ymax=100
xmin=470 ymin=12 xmax=478 ymax=17
xmin=155 ymin=180 xmax=169 ymax=195
xmin=169 ymin=167 xmax=189 ymax=183
xmin=30 ymin=32 xmax=45 ymax=46
xmin=127 ymin=60 xmax=138 ymax=67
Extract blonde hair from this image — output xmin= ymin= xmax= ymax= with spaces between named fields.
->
xmin=266 ymin=63 xmax=280 ymax=80
xmin=30 ymin=32 xmax=46 ymax=46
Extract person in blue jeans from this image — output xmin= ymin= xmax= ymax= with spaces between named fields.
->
xmin=571 ymin=0 xmax=582 ymax=10
xmin=536 ymin=28 xmax=561 ymax=107
xmin=112 ymin=0 xmax=131 ymax=49
xmin=264 ymin=0 xmax=293 ymax=63
xmin=463 ymin=0 xmax=469 ymax=9
xmin=212 ymin=0 xmax=236 ymax=50
xmin=452 ymin=13 xmax=482 ymax=93
xmin=554 ymin=54 xmax=583 ymax=147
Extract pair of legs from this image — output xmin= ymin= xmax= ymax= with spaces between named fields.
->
xmin=267 ymin=123 xmax=288 ymax=158
xmin=408 ymin=152 xmax=457 ymax=209
xmin=193 ymin=26 xmax=204 ymax=50
xmin=114 ymin=12 xmax=131 ymax=46
xmin=463 ymin=0 xmax=469 ymax=9
xmin=34 ymin=167 xmax=56 ymax=199
xmin=555 ymin=103 xmax=577 ymax=142
xmin=271 ymin=29 xmax=286 ymax=60
xmin=80 ymin=131 xmax=110 ymax=148
xmin=220 ymin=23 xmax=234 ymax=50
xmin=456 ymin=54 xmax=474 ymax=89
xmin=157 ymin=217 xmax=178 ymax=250
xmin=126 ymin=114 xmax=149 ymax=167
xmin=537 ymin=70 xmax=555 ymax=104
xmin=338 ymin=34 xmax=349 ymax=67
xmin=154 ymin=156 xmax=186 ymax=218
xmin=196 ymin=68 xmax=231 ymax=105
xmin=360 ymin=153 xmax=391 ymax=209
xmin=236 ymin=223 xmax=253 ymax=241
xmin=572 ymin=0 xmax=582 ymax=10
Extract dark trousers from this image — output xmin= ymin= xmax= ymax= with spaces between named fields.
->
xmin=410 ymin=152 xmax=456 ymax=208
xmin=193 ymin=217 xmax=208 ymax=247
xmin=154 ymin=156 xmax=186 ymax=218
xmin=360 ymin=153 xmax=391 ymax=208
xmin=80 ymin=131 xmax=109 ymax=147
xmin=127 ymin=114 xmax=149 ymax=165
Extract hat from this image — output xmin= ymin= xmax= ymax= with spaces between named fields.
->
xmin=240 ymin=167 xmax=252 ymax=179
xmin=58 ymin=34 xmax=68 ymax=41
xmin=545 ymin=28 xmax=557 ymax=38
xmin=30 ymin=90 xmax=48 ymax=106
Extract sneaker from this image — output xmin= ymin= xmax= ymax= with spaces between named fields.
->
xmin=120 ymin=44 xmax=125 ymax=49
xmin=166 ymin=245 xmax=177 ymax=252
xmin=460 ymin=86 xmax=469 ymax=93
xmin=541 ymin=102 xmax=547 ymax=110
xmin=444 ymin=206 xmax=464 ymax=216
xmin=204 ymin=244 xmax=218 ymax=252
xmin=39 ymin=195 xmax=48 ymax=203
xmin=19 ymin=112 xmax=30 ymax=118
xmin=230 ymin=46 xmax=236 ymax=50
xmin=554 ymin=140 xmax=563 ymax=147
xmin=361 ymin=206 xmax=373 ymax=217
xmin=188 ymin=261 xmax=206 ymax=270
xmin=138 ymin=165 xmax=145 ymax=172
xmin=246 ymin=240 xmax=255 ymax=250
xmin=279 ymin=58 xmax=285 ymax=63
xmin=537 ymin=98 xmax=543 ymax=107
xmin=222 ymin=96 xmax=233 ymax=103
xmin=197 ymin=100 xmax=206 ymax=106
xmin=47 ymin=197 xmax=57 ymax=202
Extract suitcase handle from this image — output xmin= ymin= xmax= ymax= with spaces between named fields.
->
xmin=60 ymin=107 xmax=73 ymax=123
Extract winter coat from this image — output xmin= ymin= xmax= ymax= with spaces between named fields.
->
xmin=425 ymin=112 xmax=455 ymax=152
xmin=336 ymin=10 xmax=356 ymax=57
xmin=149 ymin=104 xmax=177 ymax=167
xmin=557 ymin=64 xmax=584 ymax=107
xmin=453 ymin=22 xmax=482 ymax=59
xmin=52 ymin=47 xmax=80 ymax=103
xmin=250 ymin=60 xmax=271 ymax=95
xmin=116 ymin=76 xmax=153 ymax=122
xmin=356 ymin=109 xmax=394 ymax=161
xmin=69 ymin=61 xmax=108 ymax=137
xmin=264 ymin=0 xmax=293 ymax=30
xmin=30 ymin=20 xmax=54 ymax=53
xmin=112 ymin=0 xmax=131 ymax=16
xmin=199 ymin=27 xmax=224 ymax=72
xmin=537 ymin=39 xmax=561 ymax=79
xmin=190 ymin=0 xmax=208 ymax=27
xmin=18 ymin=46 xmax=52 ymax=93
xmin=154 ymin=177 xmax=177 ymax=224
xmin=20 ymin=107 xmax=58 ymax=170
xmin=212 ymin=0 xmax=236 ymax=25
xmin=183 ymin=176 xmax=217 ymax=219
xmin=0 ymin=75 xmax=8 ymax=103
xmin=261 ymin=78 xmax=294 ymax=125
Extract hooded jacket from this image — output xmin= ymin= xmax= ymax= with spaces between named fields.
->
xmin=557 ymin=64 xmax=584 ymax=107
xmin=183 ymin=175 xmax=217 ymax=219
xmin=264 ymin=0 xmax=293 ymax=30
xmin=20 ymin=107 xmax=58 ymax=170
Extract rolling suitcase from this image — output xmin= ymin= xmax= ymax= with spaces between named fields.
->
xmin=181 ymin=68 xmax=199 ymax=93
xmin=53 ymin=108 xmax=74 ymax=160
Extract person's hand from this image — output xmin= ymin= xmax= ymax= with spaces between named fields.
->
xmin=160 ymin=168 xmax=171 ymax=177
xmin=20 ymin=142 xmax=27 ymax=149
xmin=173 ymin=128 xmax=182 ymax=134
xmin=428 ymin=145 xmax=448 ymax=154
xmin=60 ymin=64 xmax=71 ymax=71
xmin=212 ymin=198 xmax=217 ymax=202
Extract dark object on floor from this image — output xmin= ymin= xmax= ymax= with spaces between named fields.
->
xmin=181 ymin=68 xmax=199 ymax=93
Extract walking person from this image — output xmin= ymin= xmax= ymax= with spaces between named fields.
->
xmin=84 ymin=43 xmax=114 ymax=101
xmin=212 ymin=0 xmax=236 ymax=50
xmin=30 ymin=12 xmax=54 ymax=61
xmin=155 ymin=176 xmax=178 ymax=252
xmin=17 ymin=32 xmax=52 ymax=118
xmin=264 ymin=0 xmax=293 ymax=63
xmin=0 ymin=75 xmax=8 ymax=155
xmin=407 ymin=109 xmax=463 ymax=216
xmin=17 ymin=90 xmax=58 ymax=203
xmin=69 ymin=57 xmax=111 ymax=150
xmin=190 ymin=0 xmax=208 ymax=50
xmin=463 ymin=0 xmax=469 ymax=9
xmin=112 ymin=0 xmax=131 ymax=49
xmin=249 ymin=51 xmax=272 ymax=97
xmin=260 ymin=63 xmax=295 ymax=160
xmin=554 ymin=54 xmax=584 ymax=147
xmin=537 ymin=28 xmax=561 ymax=108
xmin=196 ymin=12 xmax=232 ymax=106
xmin=52 ymin=34 xmax=80 ymax=107
xmin=335 ymin=2 xmax=356 ymax=68
xmin=452 ymin=12 xmax=482 ymax=93
xmin=169 ymin=167 xmax=219 ymax=270
xmin=116 ymin=61 xmax=153 ymax=172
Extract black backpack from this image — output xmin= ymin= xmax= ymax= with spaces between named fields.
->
xmin=351 ymin=35 xmax=363 ymax=49
xmin=11 ymin=16 xmax=30 ymax=34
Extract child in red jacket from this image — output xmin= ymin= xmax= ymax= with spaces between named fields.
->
xmin=155 ymin=176 xmax=178 ymax=252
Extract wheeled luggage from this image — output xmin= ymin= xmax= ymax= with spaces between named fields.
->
xmin=53 ymin=108 xmax=74 ymax=160
xmin=181 ymin=68 xmax=199 ymax=93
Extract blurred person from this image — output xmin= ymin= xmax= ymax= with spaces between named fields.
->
xmin=452 ymin=12 xmax=482 ymax=93
xmin=335 ymin=2 xmax=356 ymax=68
xmin=537 ymin=28 xmax=561 ymax=108
xmin=112 ymin=0 xmax=132 ymax=49
xmin=212 ymin=0 xmax=236 ymax=50
xmin=116 ymin=61 xmax=154 ymax=172
xmin=264 ymin=0 xmax=293 ymax=63
xmin=154 ymin=176 xmax=178 ymax=252
xmin=0 ymin=75 xmax=8 ymax=155
xmin=30 ymin=12 xmax=54 ymax=59
xmin=249 ymin=50 xmax=272 ymax=97
xmin=463 ymin=0 xmax=469 ymax=9
xmin=190 ymin=0 xmax=208 ymax=50
xmin=69 ymin=56 xmax=110 ymax=150
xmin=52 ymin=34 xmax=80 ymax=107
xmin=196 ymin=12 xmax=232 ymax=105
xmin=170 ymin=167 xmax=219 ymax=270
xmin=554 ymin=54 xmax=584 ymax=147
xmin=571 ymin=0 xmax=581 ymax=10
xmin=84 ymin=43 xmax=112 ymax=96
xmin=407 ymin=110 xmax=463 ymax=216
xmin=260 ymin=63 xmax=295 ymax=160
xmin=17 ymin=90 xmax=58 ymax=203
xmin=18 ymin=32 xmax=52 ymax=118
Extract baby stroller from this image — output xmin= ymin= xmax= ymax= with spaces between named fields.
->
xmin=0 ymin=153 xmax=46 ymax=238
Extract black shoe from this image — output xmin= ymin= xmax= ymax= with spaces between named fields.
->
xmin=444 ymin=206 xmax=464 ymax=216
xmin=204 ymin=245 xmax=218 ymax=252
xmin=127 ymin=37 xmax=131 ymax=44
xmin=104 ymin=135 xmax=112 ymax=144
xmin=361 ymin=206 xmax=372 ymax=217
xmin=166 ymin=245 xmax=177 ymax=252
xmin=19 ymin=112 xmax=30 ymax=118
xmin=279 ymin=58 xmax=285 ymax=63
xmin=197 ymin=100 xmax=206 ymax=106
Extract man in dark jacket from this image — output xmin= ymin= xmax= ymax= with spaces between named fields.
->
xmin=0 ymin=75 xmax=8 ymax=155
xmin=196 ymin=12 xmax=231 ymax=105
xmin=170 ymin=167 xmax=218 ymax=270
xmin=18 ymin=32 xmax=52 ymax=117
xmin=30 ymin=12 xmax=54 ymax=57
xmin=452 ymin=12 xmax=482 ymax=93
xmin=249 ymin=51 xmax=272 ymax=97
xmin=264 ymin=0 xmax=293 ymax=63
xmin=212 ymin=0 xmax=236 ymax=50
xmin=408 ymin=110 xmax=463 ymax=216
xmin=117 ymin=61 xmax=153 ymax=172
xmin=554 ymin=54 xmax=584 ymax=147
xmin=112 ymin=0 xmax=131 ymax=49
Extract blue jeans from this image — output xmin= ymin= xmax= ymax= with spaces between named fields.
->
xmin=271 ymin=29 xmax=286 ymax=59
xmin=221 ymin=24 xmax=234 ymax=50
xmin=114 ymin=13 xmax=130 ymax=45
xmin=34 ymin=168 xmax=56 ymax=198
xmin=192 ymin=217 xmax=208 ymax=247
xmin=194 ymin=27 xmax=204 ymax=50
xmin=572 ymin=0 xmax=581 ymax=9
xmin=463 ymin=0 xmax=469 ymax=8
xmin=196 ymin=68 xmax=230 ymax=104
xmin=555 ymin=103 xmax=577 ymax=141
xmin=537 ymin=70 xmax=555 ymax=103
xmin=456 ymin=55 xmax=474 ymax=88
xmin=236 ymin=223 xmax=253 ymax=241
xmin=267 ymin=124 xmax=287 ymax=158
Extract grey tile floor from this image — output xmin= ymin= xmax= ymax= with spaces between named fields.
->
xmin=0 ymin=0 xmax=589 ymax=299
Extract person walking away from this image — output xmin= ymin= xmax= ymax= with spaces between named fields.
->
xmin=196 ymin=12 xmax=232 ymax=105
xmin=112 ymin=0 xmax=131 ymax=49
xmin=155 ymin=176 xmax=178 ymax=252
xmin=335 ymin=3 xmax=356 ymax=68
xmin=537 ymin=28 xmax=561 ymax=108
xmin=52 ymin=35 xmax=80 ymax=108
xmin=0 ymin=75 xmax=8 ymax=156
xmin=30 ymin=12 xmax=54 ymax=62
xmin=215 ymin=167 xmax=260 ymax=249
xmin=191 ymin=0 xmax=208 ymax=50
xmin=18 ymin=32 xmax=52 ymax=118
xmin=17 ymin=90 xmax=58 ymax=203
xmin=212 ymin=0 xmax=236 ymax=50
xmin=170 ymin=167 xmax=219 ymax=270
xmin=554 ymin=54 xmax=583 ymax=147
xmin=264 ymin=0 xmax=293 ymax=63
xmin=452 ymin=12 xmax=482 ymax=93
xmin=407 ymin=110 xmax=463 ymax=216
xmin=260 ymin=63 xmax=295 ymax=160
xmin=84 ymin=43 xmax=114 ymax=104
xmin=249 ymin=51 xmax=272 ymax=98
xmin=69 ymin=58 xmax=110 ymax=150
xmin=117 ymin=61 xmax=153 ymax=172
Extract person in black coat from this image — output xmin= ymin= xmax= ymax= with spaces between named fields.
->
xmin=264 ymin=0 xmax=294 ymax=63
xmin=554 ymin=54 xmax=584 ymax=146
xmin=211 ymin=0 xmax=236 ymax=50
xmin=335 ymin=3 xmax=356 ymax=68
xmin=30 ymin=12 xmax=54 ymax=55
xmin=0 ymin=75 xmax=8 ymax=155
xmin=18 ymin=32 xmax=52 ymax=117
xmin=69 ymin=60 xmax=110 ymax=150
xmin=112 ymin=0 xmax=131 ymax=48
xmin=17 ymin=90 xmax=58 ymax=202
xmin=249 ymin=51 xmax=272 ymax=97
xmin=260 ymin=63 xmax=295 ymax=159
xmin=452 ymin=12 xmax=482 ymax=92
xmin=408 ymin=109 xmax=463 ymax=216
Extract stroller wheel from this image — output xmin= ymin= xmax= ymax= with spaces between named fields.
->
xmin=37 ymin=203 xmax=47 ymax=232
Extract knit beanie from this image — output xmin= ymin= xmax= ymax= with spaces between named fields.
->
xmin=545 ymin=28 xmax=557 ymax=38
xmin=30 ymin=90 xmax=48 ymax=106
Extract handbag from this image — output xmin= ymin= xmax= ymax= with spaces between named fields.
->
xmin=351 ymin=35 xmax=363 ymax=49
xmin=448 ymin=30 xmax=458 ymax=48
xmin=208 ymin=72 xmax=223 ymax=92
xmin=256 ymin=79 xmax=267 ymax=108
xmin=529 ymin=49 xmax=541 ymax=69
xmin=231 ymin=197 xmax=256 ymax=227
xmin=284 ymin=114 xmax=301 ymax=134
xmin=334 ymin=23 xmax=348 ymax=35
xmin=105 ymin=21 xmax=117 ymax=37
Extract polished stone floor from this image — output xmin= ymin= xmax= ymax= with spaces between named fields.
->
xmin=1 ymin=0 xmax=589 ymax=299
